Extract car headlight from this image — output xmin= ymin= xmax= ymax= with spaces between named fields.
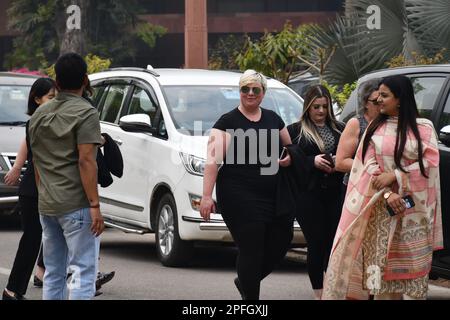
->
xmin=189 ymin=193 xmax=218 ymax=213
xmin=179 ymin=152 xmax=206 ymax=176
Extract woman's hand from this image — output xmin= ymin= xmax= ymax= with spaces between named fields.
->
xmin=279 ymin=153 xmax=291 ymax=167
xmin=200 ymin=196 xmax=216 ymax=222
xmin=386 ymin=193 xmax=407 ymax=216
xmin=314 ymin=154 xmax=333 ymax=174
xmin=373 ymin=172 xmax=396 ymax=190
xmin=4 ymin=167 xmax=21 ymax=186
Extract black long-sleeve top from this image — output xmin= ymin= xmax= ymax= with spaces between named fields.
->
xmin=286 ymin=122 xmax=345 ymax=191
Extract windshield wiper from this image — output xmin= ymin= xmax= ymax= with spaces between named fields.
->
xmin=0 ymin=121 xmax=27 ymax=126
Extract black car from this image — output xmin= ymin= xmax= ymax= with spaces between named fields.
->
xmin=341 ymin=64 xmax=450 ymax=280
xmin=0 ymin=72 xmax=38 ymax=216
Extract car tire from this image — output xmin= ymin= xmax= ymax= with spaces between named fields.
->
xmin=155 ymin=193 xmax=193 ymax=267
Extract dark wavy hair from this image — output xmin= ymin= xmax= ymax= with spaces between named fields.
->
xmin=27 ymin=77 xmax=56 ymax=116
xmin=361 ymin=75 xmax=427 ymax=177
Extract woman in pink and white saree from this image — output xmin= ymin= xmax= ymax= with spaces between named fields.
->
xmin=322 ymin=75 xmax=443 ymax=300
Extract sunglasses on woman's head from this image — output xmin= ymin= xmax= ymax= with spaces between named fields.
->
xmin=240 ymin=86 xmax=262 ymax=95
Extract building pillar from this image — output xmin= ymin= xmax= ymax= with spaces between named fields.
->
xmin=185 ymin=0 xmax=208 ymax=69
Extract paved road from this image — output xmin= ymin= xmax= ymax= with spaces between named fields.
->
xmin=1 ymin=218 xmax=450 ymax=300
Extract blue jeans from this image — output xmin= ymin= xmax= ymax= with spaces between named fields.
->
xmin=40 ymin=208 xmax=99 ymax=300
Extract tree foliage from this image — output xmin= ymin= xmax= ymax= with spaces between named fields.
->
xmin=135 ymin=23 xmax=167 ymax=49
xmin=235 ymin=23 xmax=332 ymax=84
xmin=323 ymin=81 xmax=357 ymax=109
xmin=45 ymin=54 xmax=112 ymax=78
xmin=208 ymin=35 xmax=246 ymax=70
xmin=386 ymin=49 xmax=447 ymax=68
xmin=5 ymin=0 xmax=166 ymax=70
xmin=309 ymin=0 xmax=450 ymax=85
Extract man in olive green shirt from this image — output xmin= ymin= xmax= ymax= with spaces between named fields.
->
xmin=29 ymin=53 xmax=104 ymax=300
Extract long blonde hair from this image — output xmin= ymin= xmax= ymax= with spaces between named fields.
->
xmin=296 ymin=85 xmax=342 ymax=152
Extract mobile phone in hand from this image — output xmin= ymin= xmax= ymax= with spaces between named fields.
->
xmin=279 ymin=147 xmax=288 ymax=160
xmin=387 ymin=195 xmax=415 ymax=216
xmin=323 ymin=153 xmax=335 ymax=168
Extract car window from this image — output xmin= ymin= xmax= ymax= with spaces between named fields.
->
xmin=0 ymin=85 xmax=30 ymax=123
xmin=91 ymin=85 xmax=107 ymax=108
xmin=262 ymin=88 xmax=302 ymax=125
xmin=100 ymin=84 xmax=129 ymax=124
xmin=163 ymin=86 xmax=302 ymax=134
xmin=439 ymin=90 xmax=450 ymax=132
xmin=410 ymin=77 xmax=446 ymax=120
xmin=127 ymin=86 xmax=158 ymax=125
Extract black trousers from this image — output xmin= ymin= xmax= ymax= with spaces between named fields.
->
xmin=295 ymin=188 xmax=342 ymax=290
xmin=6 ymin=196 xmax=42 ymax=295
xmin=226 ymin=217 xmax=294 ymax=300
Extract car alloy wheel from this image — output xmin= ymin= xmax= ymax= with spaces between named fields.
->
xmin=158 ymin=204 xmax=175 ymax=256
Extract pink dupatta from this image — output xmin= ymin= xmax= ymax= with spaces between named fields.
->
xmin=322 ymin=118 xmax=443 ymax=300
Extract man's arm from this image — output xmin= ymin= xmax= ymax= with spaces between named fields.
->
xmin=78 ymin=143 xmax=104 ymax=236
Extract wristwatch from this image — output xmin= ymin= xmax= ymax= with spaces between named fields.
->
xmin=383 ymin=191 xmax=393 ymax=200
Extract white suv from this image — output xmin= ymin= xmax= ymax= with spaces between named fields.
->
xmin=89 ymin=68 xmax=305 ymax=266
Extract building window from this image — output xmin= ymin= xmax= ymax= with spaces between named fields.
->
xmin=208 ymin=0 xmax=344 ymax=14
xmin=138 ymin=0 xmax=184 ymax=14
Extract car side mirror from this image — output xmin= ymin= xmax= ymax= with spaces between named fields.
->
xmin=119 ymin=114 xmax=156 ymax=134
xmin=439 ymin=125 xmax=450 ymax=147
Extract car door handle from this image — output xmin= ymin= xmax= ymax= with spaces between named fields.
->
xmin=113 ymin=138 xmax=123 ymax=146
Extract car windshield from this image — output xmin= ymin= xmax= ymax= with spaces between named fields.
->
xmin=162 ymin=86 xmax=302 ymax=134
xmin=0 ymin=85 xmax=30 ymax=125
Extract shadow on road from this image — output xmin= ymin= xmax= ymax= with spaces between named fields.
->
xmin=100 ymin=233 xmax=306 ymax=272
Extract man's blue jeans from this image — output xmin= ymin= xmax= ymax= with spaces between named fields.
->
xmin=40 ymin=208 xmax=99 ymax=300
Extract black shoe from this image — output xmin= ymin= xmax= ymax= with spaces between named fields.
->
xmin=234 ymin=277 xmax=246 ymax=300
xmin=33 ymin=275 xmax=43 ymax=288
xmin=2 ymin=289 xmax=26 ymax=300
xmin=96 ymin=271 xmax=115 ymax=290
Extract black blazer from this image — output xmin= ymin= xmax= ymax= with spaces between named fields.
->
xmin=287 ymin=121 xmax=345 ymax=191
xmin=97 ymin=133 xmax=124 ymax=188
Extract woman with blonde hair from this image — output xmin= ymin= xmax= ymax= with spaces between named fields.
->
xmin=200 ymin=70 xmax=294 ymax=300
xmin=287 ymin=85 xmax=345 ymax=299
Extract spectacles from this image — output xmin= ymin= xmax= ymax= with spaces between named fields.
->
xmin=367 ymin=99 xmax=380 ymax=105
xmin=312 ymin=104 xmax=328 ymax=110
xmin=240 ymin=86 xmax=262 ymax=95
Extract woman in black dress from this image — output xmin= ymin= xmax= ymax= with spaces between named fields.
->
xmin=200 ymin=70 xmax=293 ymax=300
xmin=3 ymin=78 xmax=56 ymax=300
xmin=287 ymin=85 xmax=345 ymax=299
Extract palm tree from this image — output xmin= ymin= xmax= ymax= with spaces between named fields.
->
xmin=407 ymin=0 xmax=450 ymax=60
xmin=307 ymin=15 xmax=385 ymax=86
xmin=347 ymin=0 xmax=424 ymax=63
xmin=312 ymin=0 xmax=450 ymax=85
